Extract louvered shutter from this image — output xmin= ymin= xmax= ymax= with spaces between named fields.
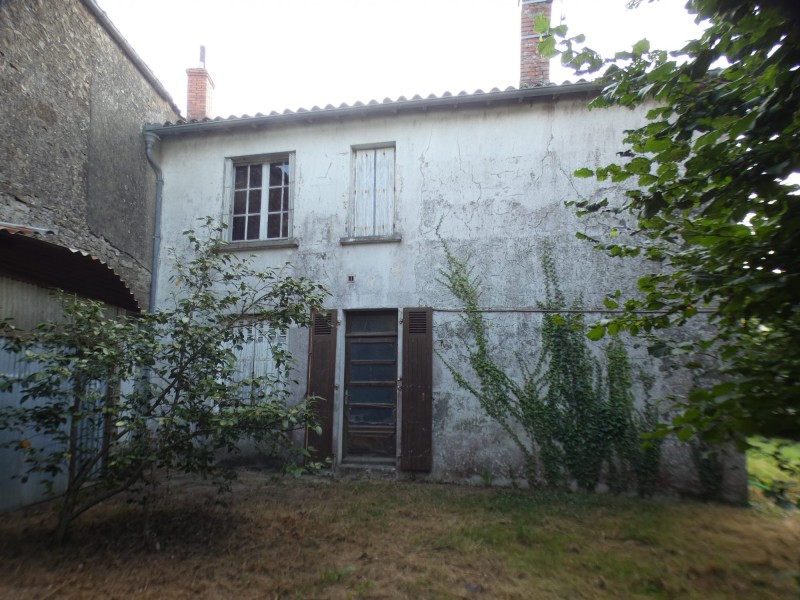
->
xmin=306 ymin=310 xmax=337 ymax=461
xmin=400 ymin=307 xmax=433 ymax=471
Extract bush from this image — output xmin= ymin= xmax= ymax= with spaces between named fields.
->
xmin=0 ymin=220 xmax=326 ymax=542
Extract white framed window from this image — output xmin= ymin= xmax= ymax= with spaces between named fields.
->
xmin=352 ymin=145 xmax=395 ymax=237
xmin=231 ymin=155 xmax=293 ymax=242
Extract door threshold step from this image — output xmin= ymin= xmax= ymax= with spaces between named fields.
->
xmin=336 ymin=462 xmax=398 ymax=480
xmin=341 ymin=456 xmax=395 ymax=466
xmin=340 ymin=462 xmax=396 ymax=470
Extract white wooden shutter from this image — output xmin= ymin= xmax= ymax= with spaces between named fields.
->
xmin=233 ymin=325 xmax=285 ymax=399
xmin=353 ymin=147 xmax=395 ymax=237
xmin=353 ymin=149 xmax=375 ymax=237
xmin=374 ymin=147 xmax=395 ymax=236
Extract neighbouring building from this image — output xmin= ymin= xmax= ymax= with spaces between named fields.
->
xmin=0 ymin=0 xmax=180 ymax=310
xmin=0 ymin=0 xmax=180 ymax=511
xmin=143 ymin=1 xmax=746 ymax=499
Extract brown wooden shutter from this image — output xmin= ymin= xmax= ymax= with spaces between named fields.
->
xmin=400 ymin=307 xmax=433 ymax=471
xmin=306 ymin=310 xmax=337 ymax=461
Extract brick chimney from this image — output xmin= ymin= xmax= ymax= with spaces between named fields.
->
xmin=520 ymin=0 xmax=553 ymax=88
xmin=186 ymin=46 xmax=214 ymax=120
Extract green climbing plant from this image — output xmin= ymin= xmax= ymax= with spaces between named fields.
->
xmin=439 ymin=241 xmax=662 ymax=493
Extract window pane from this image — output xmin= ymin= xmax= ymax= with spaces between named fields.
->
xmin=350 ymin=364 xmax=396 ymax=382
xmin=233 ymin=191 xmax=247 ymax=215
xmin=267 ymin=214 xmax=281 ymax=238
xmin=232 ymin=216 xmax=245 ymax=241
xmin=347 ymin=312 xmax=397 ymax=334
xmin=349 ymin=386 xmax=395 ymax=404
xmin=281 ymin=213 xmax=289 ymax=238
xmin=249 ymin=189 xmax=261 ymax=213
xmin=268 ymin=188 xmax=282 ymax=212
xmin=270 ymin=162 xmax=288 ymax=186
xmin=235 ymin=166 xmax=248 ymax=189
xmin=249 ymin=164 xmax=262 ymax=188
xmin=348 ymin=406 xmax=394 ymax=425
xmin=247 ymin=216 xmax=260 ymax=240
xmin=351 ymin=342 xmax=396 ymax=361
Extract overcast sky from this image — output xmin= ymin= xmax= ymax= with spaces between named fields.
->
xmin=95 ymin=0 xmax=702 ymax=118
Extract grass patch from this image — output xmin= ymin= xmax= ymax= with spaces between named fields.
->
xmin=0 ymin=473 xmax=797 ymax=599
xmin=748 ymin=437 xmax=800 ymax=508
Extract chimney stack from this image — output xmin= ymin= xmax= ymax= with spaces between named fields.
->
xmin=186 ymin=46 xmax=214 ymax=120
xmin=520 ymin=0 xmax=553 ymax=88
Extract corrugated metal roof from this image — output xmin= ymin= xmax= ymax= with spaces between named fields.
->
xmin=0 ymin=222 xmax=56 ymax=237
xmin=144 ymin=80 xmax=601 ymax=137
xmin=0 ymin=225 xmax=141 ymax=313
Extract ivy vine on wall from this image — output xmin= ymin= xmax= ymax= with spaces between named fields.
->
xmin=439 ymin=240 xmax=662 ymax=494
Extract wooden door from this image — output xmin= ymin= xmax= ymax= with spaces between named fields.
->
xmin=343 ymin=310 xmax=397 ymax=461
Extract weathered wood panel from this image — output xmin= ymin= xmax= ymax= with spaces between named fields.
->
xmin=400 ymin=307 xmax=433 ymax=471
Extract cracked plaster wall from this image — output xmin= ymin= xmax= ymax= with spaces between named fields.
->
xmin=154 ymin=95 xmax=745 ymax=501
xmin=0 ymin=0 xmax=178 ymax=309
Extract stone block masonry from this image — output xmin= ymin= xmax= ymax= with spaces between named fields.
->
xmin=0 ymin=0 xmax=179 ymax=309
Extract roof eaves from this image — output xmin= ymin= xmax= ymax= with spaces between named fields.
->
xmin=143 ymin=81 xmax=602 ymax=137
xmin=0 ymin=221 xmax=56 ymax=236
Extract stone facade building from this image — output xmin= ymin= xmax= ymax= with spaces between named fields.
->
xmin=0 ymin=0 xmax=180 ymax=309
xmin=0 ymin=0 xmax=180 ymax=512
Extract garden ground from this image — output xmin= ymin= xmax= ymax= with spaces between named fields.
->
xmin=0 ymin=468 xmax=797 ymax=599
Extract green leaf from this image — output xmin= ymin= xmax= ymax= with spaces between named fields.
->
xmin=533 ymin=14 xmax=550 ymax=34
xmin=632 ymin=38 xmax=650 ymax=57
xmin=538 ymin=36 xmax=558 ymax=59
xmin=638 ymin=174 xmax=658 ymax=186
xmin=587 ymin=326 xmax=606 ymax=341
xmin=574 ymin=167 xmax=594 ymax=178
xmin=642 ymin=138 xmax=671 ymax=153
xmin=628 ymin=157 xmax=652 ymax=175
xmin=692 ymin=130 xmax=723 ymax=151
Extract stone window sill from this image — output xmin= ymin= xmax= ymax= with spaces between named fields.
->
xmin=221 ymin=238 xmax=299 ymax=252
xmin=339 ymin=234 xmax=402 ymax=246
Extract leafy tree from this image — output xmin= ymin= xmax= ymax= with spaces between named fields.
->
xmin=542 ymin=0 xmax=800 ymax=442
xmin=0 ymin=220 xmax=326 ymax=542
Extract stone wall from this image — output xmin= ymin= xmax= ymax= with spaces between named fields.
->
xmin=0 ymin=0 xmax=178 ymax=309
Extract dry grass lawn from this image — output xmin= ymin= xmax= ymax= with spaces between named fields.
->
xmin=0 ymin=471 xmax=797 ymax=599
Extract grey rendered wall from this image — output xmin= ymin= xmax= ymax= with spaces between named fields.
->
xmin=153 ymin=96 xmax=747 ymax=502
xmin=0 ymin=0 xmax=178 ymax=309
